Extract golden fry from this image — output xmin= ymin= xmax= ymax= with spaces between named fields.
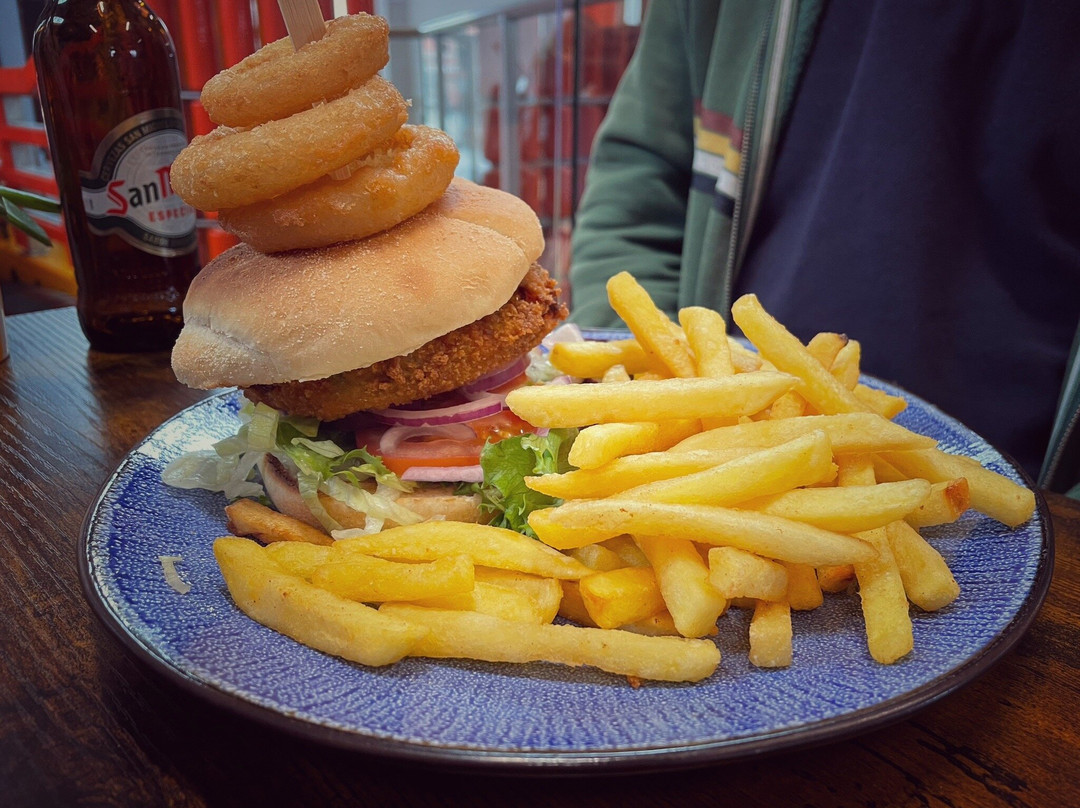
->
xmin=527 ymin=446 xmax=756 ymax=500
xmin=549 ymin=338 xmax=667 ymax=379
xmin=672 ymin=412 xmax=936 ymax=455
xmin=707 ymin=546 xmax=789 ymax=601
xmin=830 ymin=339 xmax=862 ymax=389
xmin=568 ymin=543 xmax=628 ymax=571
xmin=679 ymin=306 xmax=735 ymax=378
xmin=379 ymin=603 xmax=722 ymax=683
xmin=782 ymin=562 xmax=824 ymax=611
xmin=607 ymin=272 xmax=697 ymax=377
xmin=817 ymin=564 xmax=855 ymax=593
xmin=505 ymin=373 xmax=798 ymax=428
xmin=882 ymin=448 xmax=1035 ymax=527
xmin=767 ymin=391 xmax=808 ymax=420
xmin=618 ymin=430 xmax=837 ymax=507
xmin=225 ymin=498 xmax=333 ymax=546
xmin=838 ymin=456 xmax=914 ymax=664
xmin=578 ymin=566 xmax=667 ymax=629
xmin=600 ymin=364 xmax=632 ymax=383
xmin=264 ymin=540 xmax=333 ymax=579
xmin=853 ymin=526 xmax=914 ymax=664
xmin=853 ymin=384 xmax=907 ymax=418
xmin=748 ymin=599 xmax=793 ymax=668
xmin=634 ymin=535 xmax=727 ymax=637
xmin=214 ymin=537 xmax=428 ymax=667
xmin=731 ymin=294 xmax=871 ymax=415
xmin=411 ymin=580 xmax=559 ymax=624
xmin=885 ymin=521 xmax=960 ymax=611
xmin=312 ymin=553 xmax=474 ymax=603
xmin=529 ymin=499 xmax=876 ymax=566
xmin=601 ymin=535 xmax=652 ymax=568
xmin=806 ymin=332 xmax=848 ymax=369
xmin=333 ymin=521 xmax=591 ymax=580
xmin=905 ymin=478 xmax=971 ymax=527
xmin=742 ymin=478 xmax=932 ymax=534
xmin=568 ymin=419 xmax=700 ymax=469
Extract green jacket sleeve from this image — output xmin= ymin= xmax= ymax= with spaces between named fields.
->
xmin=568 ymin=2 xmax=695 ymax=327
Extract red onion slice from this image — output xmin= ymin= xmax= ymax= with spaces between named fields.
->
xmin=460 ymin=356 xmax=530 ymax=397
xmin=370 ymin=393 xmax=506 ymax=426
xmin=401 ymin=465 xmax=484 ymax=483
xmin=379 ymin=423 xmax=477 ymax=455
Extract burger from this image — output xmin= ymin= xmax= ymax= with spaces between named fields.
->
xmin=166 ymin=178 xmax=574 ymax=535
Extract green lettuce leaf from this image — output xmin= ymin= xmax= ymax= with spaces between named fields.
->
xmin=463 ymin=429 xmax=577 ymax=538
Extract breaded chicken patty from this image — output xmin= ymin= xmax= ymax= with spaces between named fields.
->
xmin=244 ymin=264 xmax=567 ymax=420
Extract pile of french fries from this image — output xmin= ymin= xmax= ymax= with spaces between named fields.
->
xmin=212 ymin=272 xmax=1036 ymax=682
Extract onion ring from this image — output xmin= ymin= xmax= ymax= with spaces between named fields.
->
xmin=171 ymin=76 xmax=408 ymax=211
xmin=218 ymin=125 xmax=460 ymax=252
xmin=200 ymin=13 xmax=390 ymax=129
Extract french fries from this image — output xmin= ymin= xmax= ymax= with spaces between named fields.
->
xmin=411 ymin=580 xmax=558 ymax=624
xmin=210 ymin=277 xmax=1036 ymax=683
xmin=607 ymin=272 xmax=697 ymax=378
xmin=749 ymin=600 xmax=793 ymax=668
xmin=708 ymin=546 xmax=789 ymax=602
xmin=731 ymin=294 xmax=870 ymax=416
xmin=529 ymin=499 xmax=877 ymax=566
xmin=671 ymin=412 xmax=936 ymax=455
xmin=740 ymin=478 xmax=932 ymax=534
xmin=634 ymin=535 xmax=727 ymax=638
xmin=568 ymin=419 xmax=700 ymax=469
xmin=577 ymin=566 xmax=666 ymax=629
xmin=225 ymin=498 xmax=333 ymax=546
xmin=333 ymin=521 xmax=593 ymax=581
xmin=885 ymin=520 xmax=960 ymax=611
xmin=526 ymin=446 xmax=757 ymax=500
xmin=882 ymin=448 xmax=1035 ymax=528
xmin=840 ymin=457 xmax=913 ymax=664
xmin=549 ymin=338 xmax=666 ymax=379
xmin=378 ymin=604 xmax=721 ymax=683
xmin=214 ymin=537 xmax=428 ymax=667
xmin=614 ymin=430 xmax=837 ymax=506
xmin=505 ymin=373 xmax=798 ymax=427
xmin=680 ymin=306 xmax=735 ymax=378
xmin=312 ymin=554 xmax=475 ymax=603
xmin=782 ymin=562 xmax=823 ymax=611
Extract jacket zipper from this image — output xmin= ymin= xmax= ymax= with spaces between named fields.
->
xmin=723 ymin=0 xmax=799 ymax=311
xmin=1040 ymin=352 xmax=1080 ymax=488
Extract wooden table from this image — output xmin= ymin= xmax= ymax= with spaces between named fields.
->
xmin=2 ymin=307 xmax=1077 ymax=807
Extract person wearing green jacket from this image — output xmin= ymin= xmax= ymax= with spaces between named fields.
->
xmin=568 ymin=1 xmax=1080 ymax=496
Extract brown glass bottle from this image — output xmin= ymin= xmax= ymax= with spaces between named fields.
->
xmin=33 ymin=0 xmax=200 ymax=352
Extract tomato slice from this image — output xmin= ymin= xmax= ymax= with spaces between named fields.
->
xmin=469 ymin=408 xmax=536 ymax=442
xmin=355 ymin=405 xmax=538 ymax=477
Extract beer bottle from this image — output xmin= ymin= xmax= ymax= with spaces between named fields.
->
xmin=33 ymin=0 xmax=200 ymax=352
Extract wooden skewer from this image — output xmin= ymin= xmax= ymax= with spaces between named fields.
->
xmin=277 ymin=0 xmax=327 ymax=49
xmin=277 ymin=0 xmax=354 ymax=180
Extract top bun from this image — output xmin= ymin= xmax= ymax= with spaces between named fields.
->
xmin=172 ymin=179 xmax=544 ymax=389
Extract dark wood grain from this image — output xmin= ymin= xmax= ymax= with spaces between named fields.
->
xmin=1 ymin=307 xmax=1077 ymax=808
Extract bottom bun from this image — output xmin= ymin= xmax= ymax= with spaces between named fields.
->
xmin=258 ymin=455 xmax=482 ymax=532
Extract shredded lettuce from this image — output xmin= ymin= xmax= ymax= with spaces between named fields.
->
xmin=164 ymin=397 xmax=579 ymax=539
xmin=162 ymin=397 xmax=419 ymax=531
xmin=460 ymin=429 xmax=577 ymax=538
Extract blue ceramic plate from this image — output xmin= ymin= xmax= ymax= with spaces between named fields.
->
xmin=79 ymin=348 xmax=1052 ymax=773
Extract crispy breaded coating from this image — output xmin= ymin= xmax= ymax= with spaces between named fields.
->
xmin=245 ymin=264 xmax=567 ymax=420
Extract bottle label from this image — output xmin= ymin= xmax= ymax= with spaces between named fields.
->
xmin=79 ymin=108 xmax=197 ymax=257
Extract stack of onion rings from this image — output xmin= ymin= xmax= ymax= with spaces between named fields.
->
xmin=219 ymin=125 xmax=459 ymax=253
xmin=170 ymin=12 xmax=460 ymax=254
xmin=200 ymin=14 xmax=391 ymax=129
xmin=171 ymin=77 xmax=409 ymax=211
